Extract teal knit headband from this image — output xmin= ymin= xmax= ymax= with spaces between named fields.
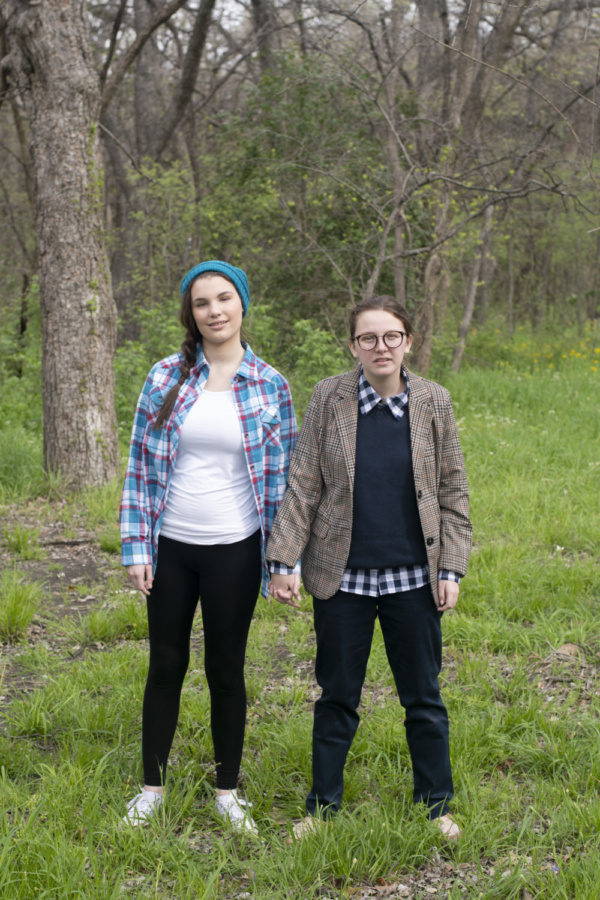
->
xmin=180 ymin=261 xmax=250 ymax=317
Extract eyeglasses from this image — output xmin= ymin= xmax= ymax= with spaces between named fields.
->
xmin=352 ymin=331 xmax=407 ymax=350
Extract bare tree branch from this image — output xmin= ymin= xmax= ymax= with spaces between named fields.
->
xmin=151 ymin=0 xmax=218 ymax=158
xmin=100 ymin=0 xmax=189 ymax=116
xmin=99 ymin=0 xmax=128 ymax=88
xmin=98 ymin=121 xmax=154 ymax=179
xmin=413 ymin=22 xmax=579 ymax=141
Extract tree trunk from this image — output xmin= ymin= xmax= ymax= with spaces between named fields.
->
xmin=251 ymin=0 xmax=276 ymax=74
xmin=474 ymin=223 xmax=496 ymax=325
xmin=413 ymin=190 xmax=451 ymax=372
xmin=451 ymin=204 xmax=493 ymax=372
xmin=415 ymin=246 xmax=447 ymax=374
xmin=134 ymin=0 xmax=167 ymax=160
xmin=507 ymin=235 xmax=515 ymax=337
xmin=2 ymin=0 xmax=119 ymax=488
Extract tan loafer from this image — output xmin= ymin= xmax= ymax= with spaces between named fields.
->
xmin=286 ymin=816 xmax=323 ymax=843
xmin=434 ymin=813 xmax=462 ymax=840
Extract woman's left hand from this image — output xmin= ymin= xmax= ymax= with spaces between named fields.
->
xmin=437 ymin=580 xmax=459 ymax=613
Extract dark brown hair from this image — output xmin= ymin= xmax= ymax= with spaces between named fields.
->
xmin=348 ymin=294 xmax=414 ymax=340
xmin=153 ymin=271 xmax=238 ymax=430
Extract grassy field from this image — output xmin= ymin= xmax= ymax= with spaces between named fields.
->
xmin=0 ymin=327 xmax=599 ymax=898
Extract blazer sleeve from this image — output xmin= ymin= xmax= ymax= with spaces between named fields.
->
xmin=436 ymin=395 xmax=472 ymax=575
xmin=265 ymin=381 xmax=325 ymax=567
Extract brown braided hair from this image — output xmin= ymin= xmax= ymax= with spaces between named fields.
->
xmin=153 ymin=271 xmax=237 ymax=430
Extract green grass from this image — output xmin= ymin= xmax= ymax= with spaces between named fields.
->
xmin=0 ymin=427 xmax=44 ymax=500
xmin=0 ymin=569 xmax=43 ymax=642
xmin=78 ymin=591 xmax=149 ymax=644
xmin=3 ymin=524 xmax=45 ymax=560
xmin=0 ymin=344 xmax=598 ymax=897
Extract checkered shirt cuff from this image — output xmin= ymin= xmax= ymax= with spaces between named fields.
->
xmin=269 ymin=561 xmax=300 ymax=576
xmin=438 ymin=570 xmax=460 ymax=584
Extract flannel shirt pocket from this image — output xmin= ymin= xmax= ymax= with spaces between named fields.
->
xmin=260 ymin=406 xmax=282 ymax=447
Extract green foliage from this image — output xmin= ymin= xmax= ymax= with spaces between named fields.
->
xmin=210 ymin=54 xmax=399 ymax=313
xmin=115 ymin=54 xmax=432 ymax=366
xmin=0 ymin=570 xmax=43 ymax=642
xmin=289 ymin=320 xmax=349 ymax=417
xmin=459 ymin=318 xmax=600 ymax=376
xmin=114 ymin=303 xmax=183 ymax=438
xmin=123 ymin=162 xmax=198 ymax=304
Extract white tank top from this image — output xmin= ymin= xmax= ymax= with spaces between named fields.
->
xmin=160 ymin=390 xmax=260 ymax=545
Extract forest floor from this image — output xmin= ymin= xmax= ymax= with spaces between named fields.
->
xmin=1 ymin=360 xmax=600 ymax=898
xmin=1 ymin=494 xmax=598 ymax=900
xmin=0 ymin=498 xmax=496 ymax=900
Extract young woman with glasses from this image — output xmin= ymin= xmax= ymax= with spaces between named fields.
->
xmin=120 ymin=261 xmax=297 ymax=831
xmin=266 ymin=294 xmax=471 ymax=840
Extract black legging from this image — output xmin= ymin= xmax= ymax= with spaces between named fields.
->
xmin=142 ymin=530 xmax=262 ymax=789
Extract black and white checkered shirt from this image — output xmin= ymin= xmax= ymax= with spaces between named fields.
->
xmin=271 ymin=368 xmax=460 ymax=596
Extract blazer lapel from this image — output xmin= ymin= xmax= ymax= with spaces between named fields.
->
xmin=407 ymin=372 xmax=433 ymax=484
xmin=332 ymin=370 xmax=360 ymax=491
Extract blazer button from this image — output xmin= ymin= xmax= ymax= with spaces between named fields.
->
xmin=417 ymin=490 xmax=422 ymax=499
xmin=426 ymin=537 xmax=434 ymax=546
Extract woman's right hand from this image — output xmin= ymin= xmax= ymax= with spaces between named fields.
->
xmin=126 ymin=564 xmax=153 ymax=596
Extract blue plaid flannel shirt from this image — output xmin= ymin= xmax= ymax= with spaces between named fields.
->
xmin=120 ymin=343 xmax=298 ymax=598
xmin=271 ymin=368 xmax=459 ymax=596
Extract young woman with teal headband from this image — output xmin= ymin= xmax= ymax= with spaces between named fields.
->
xmin=120 ymin=261 xmax=297 ymax=831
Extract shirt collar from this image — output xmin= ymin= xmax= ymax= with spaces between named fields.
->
xmin=192 ymin=342 xmax=258 ymax=381
xmin=358 ymin=367 xmax=410 ymax=420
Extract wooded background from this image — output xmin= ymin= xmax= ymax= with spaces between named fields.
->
xmin=1 ymin=0 xmax=599 ymax=488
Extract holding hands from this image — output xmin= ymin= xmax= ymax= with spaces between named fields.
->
xmin=269 ymin=573 xmax=301 ymax=609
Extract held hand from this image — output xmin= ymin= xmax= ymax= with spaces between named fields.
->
xmin=268 ymin=573 xmax=301 ymax=610
xmin=126 ymin=564 xmax=153 ymax=596
xmin=437 ymin=579 xmax=459 ymax=613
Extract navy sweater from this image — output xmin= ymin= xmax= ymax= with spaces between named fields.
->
xmin=346 ymin=403 xmax=427 ymax=569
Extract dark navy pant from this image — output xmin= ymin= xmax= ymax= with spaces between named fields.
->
xmin=307 ymin=583 xmax=453 ymax=820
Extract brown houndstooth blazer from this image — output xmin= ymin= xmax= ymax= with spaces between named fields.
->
xmin=265 ymin=367 xmax=472 ymax=605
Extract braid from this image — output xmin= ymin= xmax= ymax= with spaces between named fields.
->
xmin=153 ymin=329 xmax=199 ymax=430
xmin=178 ymin=331 xmax=197 ymax=384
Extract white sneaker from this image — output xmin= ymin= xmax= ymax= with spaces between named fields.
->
xmin=214 ymin=790 xmax=257 ymax=834
xmin=122 ymin=789 xmax=163 ymax=826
